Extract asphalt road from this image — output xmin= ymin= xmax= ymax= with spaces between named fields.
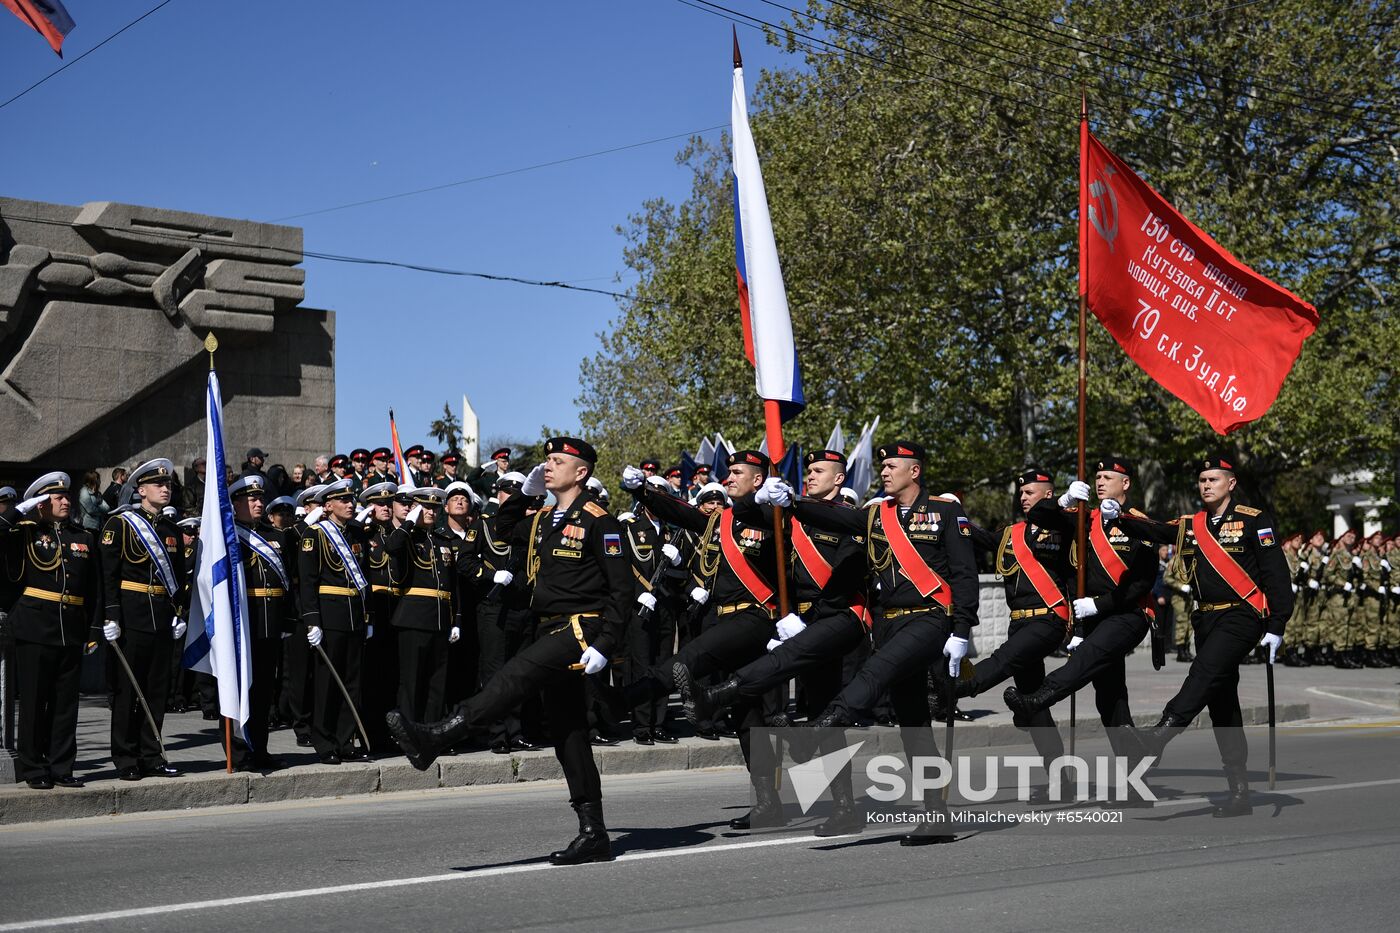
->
xmin=2 ymin=723 xmax=1398 ymax=933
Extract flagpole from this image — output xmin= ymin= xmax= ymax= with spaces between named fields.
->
xmin=1071 ymin=95 xmax=1090 ymax=756
xmin=763 ymin=399 xmax=792 ymax=619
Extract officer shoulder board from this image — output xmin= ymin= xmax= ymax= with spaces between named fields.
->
xmin=1190 ymin=511 xmax=1268 ymax=616
xmin=583 ymin=501 xmax=608 ymax=518
xmin=118 ymin=511 xmax=179 ymax=597
xmin=1235 ymin=505 xmax=1262 ymax=516
xmin=877 ymin=499 xmax=951 ymax=607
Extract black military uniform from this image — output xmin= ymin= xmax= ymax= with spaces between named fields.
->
xmin=386 ymin=486 xmax=462 ymax=724
xmin=1008 ymin=458 xmax=1157 ymax=747
xmin=226 ymin=476 xmax=297 ymax=770
xmin=297 ymin=480 xmax=371 ymax=763
xmin=359 ymin=482 xmax=401 ymax=752
xmin=435 ymin=450 xmax=463 ymax=490
xmin=387 ymin=437 xmax=633 ymax=866
xmin=279 ymin=484 xmax=324 ymax=746
xmin=99 ymin=459 xmax=188 ymax=780
xmin=1 ymin=473 xmax=101 ymax=788
xmin=620 ymin=503 xmax=681 ymax=742
xmin=439 ymin=481 xmax=482 ymax=710
xmin=366 ymin=448 xmax=395 ymax=488
xmin=1113 ymin=456 xmax=1295 ymax=815
xmin=958 ymin=469 xmax=1073 ymax=790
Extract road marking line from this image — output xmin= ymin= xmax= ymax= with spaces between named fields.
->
xmin=1305 ymin=686 xmax=1400 ymax=710
xmin=0 ymin=833 xmax=822 ymax=931
xmin=1149 ymin=776 xmax=1400 ymax=809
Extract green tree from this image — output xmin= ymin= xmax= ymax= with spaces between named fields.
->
xmin=579 ymin=0 xmax=1397 ymax=525
xmin=428 ymin=402 xmax=462 ymax=454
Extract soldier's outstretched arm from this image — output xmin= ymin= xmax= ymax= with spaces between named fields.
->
xmin=1112 ymin=511 xmax=1179 ymax=545
xmin=635 ymin=485 xmax=710 ymax=535
xmin=788 ymin=496 xmax=866 ymax=535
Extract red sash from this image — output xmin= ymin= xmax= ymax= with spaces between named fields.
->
xmin=1008 ymin=523 xmax=1069 ymax=622
xmin=794 ymin=518 xmax=872 ymax=628
xmin=1190 ymin=511 xmax=1269 ymax=616
xmin=1089 ymin=507 xmax=1155 ymax=620
xmin=719 ymin=509 xmax=774 ymax=606
xmin=879 ymin=500 xmax=952 ymax=609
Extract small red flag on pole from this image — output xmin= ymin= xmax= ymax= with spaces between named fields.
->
xmin=1080 ymin=124 xmax=1318 ymax=434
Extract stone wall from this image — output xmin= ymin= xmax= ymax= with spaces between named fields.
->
xmin=0 ymin=197 xmax=333 ymax=488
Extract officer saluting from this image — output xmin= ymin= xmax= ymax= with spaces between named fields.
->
xmin=2 ymin=473 xmax=102 ymax=789
xmin=1112 ymin=456 xmax=1295 ymax=816
xmin=388 ymin=437 xmax=632 ymax=866
xmin=229 ymin=475 xmax=296 ymax=771
xmin=100 ymin=459 xmax=188 ymax=781
xmin=298 ymin=479 xmax=371 ymax=764
xmin=358 ymin=481 xmax=400 ymax=752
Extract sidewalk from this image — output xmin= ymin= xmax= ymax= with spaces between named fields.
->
xmin=4 ymin=649 xmax=1394 ymax=825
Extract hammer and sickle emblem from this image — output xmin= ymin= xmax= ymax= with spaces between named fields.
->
xmin=1087 ymin=166 xmax=1120 ymax=252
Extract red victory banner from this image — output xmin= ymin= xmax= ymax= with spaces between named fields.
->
xmin=1079 ymin=122 xmax=1319 ymax=434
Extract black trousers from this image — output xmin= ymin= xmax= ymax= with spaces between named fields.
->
xmin=627 ymin=604 xmax=677 ymax=731
xmin=229 ymin=637 xmax=283 ymax=766
xmin=397 ymin=627 xmax=450 ymax=724
xmin=15 ymin=640 xmax=82 ymax=781
xmin=452 ymin=619 xmax=603 ymax=806
xmin=1038 ymin=610 xmax=1150 ymax=728
xmin=363 ymin=594 xmax=399 ymax=749
xmin=1164 ymin=607 xmax=1264 ymax=769
xmin=312 ymin=629 xmax=364 ymax=757
xmin=966 ymin=616 xmax=1066 ymax=766
xmin=111 ymin=629 xmax=173 ymax=771
xmin=475 ymin=600 xmax=536 ymax=743
xmin=834 ymin=610 xmax=951 ymax=726
xmin=280 ymin=629 xmax=315 ymax=743
xmin=628 ymin=608 xmax=774 ymax=763
xmin=733 ymin=608 xmax=866 ymax=718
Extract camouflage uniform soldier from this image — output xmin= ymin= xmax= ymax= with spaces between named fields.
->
xmin=1321 ymin=529 xmax=1359 ymax=669
xmin=1382 ymin=537 xmax=1399 ymax=665
xmin=1293 ymin=530 xmax=1328 ymax=664
xmin=1358 ymin=532 xmax=1387 ymax=667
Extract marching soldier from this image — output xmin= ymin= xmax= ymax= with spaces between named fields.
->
xmin=620 ymin=450 xmax=785 ymax=830
xmin=99 ymin=459 xmax=188 ymax=780
xmin=358 ymin=481 xmax=400 ymax=751
xmin=619 ymin=484 xmax=684 ymax=745
xmin=786 ymin=441 xmax=979 ymax=843
xmin=385 ymin=486 xmax=462 ymax=726
xmin=2 ymin=473 xmax=101 ymax=789
xmin=229 ymin=475 xmax=296 ymax=771
xmin=1384 ymin=537 xmax=1399 ymax=665
xmin=1321 ymin=529 xmax=1359 ymax=668
xmin=1115 ymin=456 xmax=1294 ymax=817
xmin=298 ymin=479 xmax=372 ymax=764
xmin=388 ymin=437 xmax=633 ymax=865
xmin=1295 ymin=529 xmax=1329 ymax=664
xmin=1359 ymin=532 xmax=1387 ymax=667
xmin=280 ymin=484 xmax=324 ymax=747
xmin=949 ymin=468 xmax=1070 ymax=802
xmin=1004 ymin=457 xmax=1157 ymax=782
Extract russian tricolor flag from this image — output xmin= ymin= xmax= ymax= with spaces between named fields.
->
xmin=2 ymin=0 xmax=75 ymax=57
xmin=732 ymin=32 xmax=804 ymax=423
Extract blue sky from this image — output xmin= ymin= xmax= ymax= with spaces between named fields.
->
xmin=1 ymin=0 xmax=799 ymax=457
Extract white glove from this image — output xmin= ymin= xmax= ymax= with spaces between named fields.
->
xmin=1382 ymin=560 xmax=1392 ymax=572
xmin=1308 ymin=579 xmax=1319 ymax=590
xmin=406 ymin=504 xmax=423 ymax=526
xmin=307 ymin=625 xmax=323 ymax=647
xmin=662 ymin=542 xmax=681 ymax=566
xmin=1099 ymin=498 xmax=1122 ymax=521
xmin=1291 ymin=583 xmax=1298 ymax=593
xmin=365 ymin=624 xmax=374 ymax=639
xmin=354 ymin=505 xmax=373 ymax=523
xmin=1299 ymin=561 xmax=1309 ymax=571
xmin=295 ymin=506 xmax=307 ymax=517
xmin=521 ymin=464 xmax=547 ymax=496
xmin=303 ymin=506 xmax=324 ymax=526
xmin=579 ymin=646 xmax=608 ymax=675
xmin=690 ymin=586 xmax=709 ymax=605
xmin=766 ymin=638 xmax=783 ymax=652
xmin=17 ymin=495 xmax=46 ymax=514
xmin=637 ymin=592 xmax=658 ymax=611
xmin=1177 ymin=584 xmax=1192 ymax=595
xmin=449 ymin=626 xmax=461 ymax=644
xmin=172 ymin=619 xmax=187 ymax=640
xmin=756 ymin=477 xmax=793 ymax=507
xmin=103 ymin=621 xmax=121 ymax=642
xmin=1343 ymin=582 xmax=1354 ymax=593
xmin=1259 ymin=632 xmax=1283 ymax=664
xmin=480 ymin=459 xmax=500 ymax=473
xmin=621 ymin=465 xmax=645 ymax=490
xmin=1391 ymin=586 xmax=1400 ymax=596
xmin=1072 ymin=596 xmax=1099 ymax=620
xmin=493 ymin=569 xmax=514 ymax=586
xmin=942 ymin=635 xmax=969 ymax=677
xmin=1352 ymin=556 xmax=1363 ymax=568
xmin=1066 ymin=635 xmax=1084 ymax=652
xmin=617 ymin=511 xmax=635 ymax=523
xmin=1058 ymin=481 xmax=1091 ymax=507
xmin=938 ymin=492 xmax=961 ymax=504
xmin=775 ymin=613 xmax=806 ymax=641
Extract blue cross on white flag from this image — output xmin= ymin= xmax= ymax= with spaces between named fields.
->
xmin=183 ymin=369 xmax=252 ymax=741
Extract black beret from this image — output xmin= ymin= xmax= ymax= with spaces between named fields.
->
xmin=726 ymin=449 xmax=771 ymax=473
xmin=876 ymin=440 xmax=925 ymax=463
xmin=545 ymin=437 xmax=597 ymax=465
xmin=1199 ymin=455 xmax=1236 ymax=473
xmin=805 ymin=449 xmax=847 ymax=470
xmin=1016 ymin=468 xmax=1054 ymax=487
xmin=1094 ymin=457 xmax=1134 ymax=479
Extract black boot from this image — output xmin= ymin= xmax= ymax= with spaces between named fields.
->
xmin=1364 ymin=649 xmax=1388 ymax=668
xmin=807 ymin=705 xmax=853 ymax=729
xmin=550 ymin=801 xmax=613 ymax=865
xmin=672 ymin=662 xmax=700 ymax=725
xmin=730 ymin=779 xmax=784 ymax=830
xmin=900 ymin=799 xmax=957 ymax=846
xmin=1131 ymin=713 xmax=1190 ymax=763
xmin=1175 ymin=645 xmax=1193 ymax=663
xmin=813 ymin=777 xmax=864 ymax=837
xmin=1212 ymin=766 xmax=1252 ymax=818
xmin=385 ymin=705 xmax=471 ymax=771
xmin=692 ymin=676 xmax=742 ymax=727
xmin=1003 ymin=683 xmax=1056 ymax=718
